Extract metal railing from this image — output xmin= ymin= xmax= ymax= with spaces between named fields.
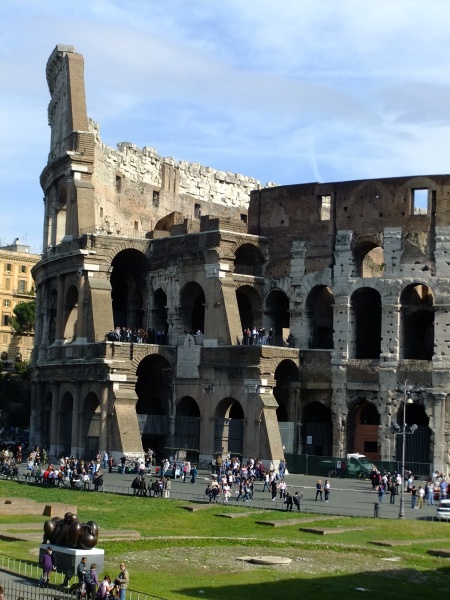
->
xmin=0 ymin=555 xmax=165 ymax=599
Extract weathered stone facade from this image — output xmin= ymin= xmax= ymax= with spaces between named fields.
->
xmin=31 ymin=45 xmax=450 ymax=474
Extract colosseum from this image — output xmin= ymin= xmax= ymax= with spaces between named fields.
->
xmin=30 ymin=45 xmax=450 ymax=474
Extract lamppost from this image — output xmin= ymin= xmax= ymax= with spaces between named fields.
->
xmin=393 ymin=379 xmax=416 ymax=519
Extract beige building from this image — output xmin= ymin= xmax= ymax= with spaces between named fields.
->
xmin=0 ymin=240 xmax=39 ymax=364
xmin=30 ymin=45 xmax=450 ymax=475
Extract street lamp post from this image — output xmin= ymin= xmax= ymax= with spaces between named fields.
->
xmin=397 ymin=379 xmax=414 ymax=520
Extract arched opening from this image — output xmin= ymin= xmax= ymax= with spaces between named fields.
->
xmin=351 ymin=401 xmax=380 ymax=460
xmin=151 ymin=288 xmax=168 ymax=342
xmin=214 ymin=399 xmax=244 ymax=456
xmin=63 ymin=285 xmax=78 ymax=343
xmin=174 ymin=396 xmax=201 ymax=461
xmin=274 ymin=360 xmax=301 ymax=454
xmin=305 ymin=286 xmax=334 ymax=349
xmin=111 ymin=249 xmax=150 ymax=329
xmin=58 ymin=391 xmax=73 ymax=457
xmin=401 ymin=284 xmax=434 ymax=360
xmin=48 ymin=289 xmax=57 ymax=343
xmin=236 ymin=285 xmax=261 ymax=339
xmin=265 ymin=289 xmax=290 ymax=345
xmin=395 ymin=403 xmax=431 ymax=467
xmin=54 ymin=187 xmax=67 ymax=245
xmin=301 ymin=401 xmax=332 ymax=456
xmin=180 ymin=282 xmax=205 ymax=334
xmin=350 ymin=288 xmax=382 ymax=359
xmin=81 ymin=392 xmax=100 ymax=458
xmin=354 ymin=242 xmax=384 ymax=278
xmin=234 ymin=244 xmax=265 ymax=277
xmin=135 ymin=354 xmax=172 ymax=456
xmin=41 ymin=392 xmax=52 ymax=450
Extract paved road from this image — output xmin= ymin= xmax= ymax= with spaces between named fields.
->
xmin=95 ymin=468 xmax=438 ymax=521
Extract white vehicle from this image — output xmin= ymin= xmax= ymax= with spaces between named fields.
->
xmin=436 ymin=499 xmax=450 ymax=521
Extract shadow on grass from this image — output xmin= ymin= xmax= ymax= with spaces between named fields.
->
xmin=177 ymin=565 xmax=450 ymax=600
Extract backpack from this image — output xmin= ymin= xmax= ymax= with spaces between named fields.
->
xmin=84 ymin=570 xmax=93 ymax=584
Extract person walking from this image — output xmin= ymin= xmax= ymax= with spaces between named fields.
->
xmin=84 ymin=563 xmax=99 ymax=600
xmin=417 ymin=486 xmax=425 ymax=509
xmin=293 ymin=490 xmax=302 ymax=511
xmin=411 ymin=485 xmax=417 ymax=509
xmin=315 ymin=479 xmax=323 ymax=501
xmin=190 ymin=464 xmax=198 ymax=484
xmin=378 ymin=483 xmax=385 ymax=504
xmin=270 ymin=478 xmax=278 ymax=501
xmin=324 ymin=480 xmax=331 ymax=502
xmin=38 ymin=546 xmax=55 ymax=588
xmin=284 ymin=491 xmax=293 ymax=511
xmin=389 ymin=482 xmax=397 ymax=504
xmin=115 ymin=562 xmax=129 ymax=600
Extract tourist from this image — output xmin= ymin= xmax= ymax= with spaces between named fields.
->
xmin=84 ymin=563 xmax=99 ymax=600
xmin=115 ymin=563 xmax=129 ymax=600
xmin=324 ymin=479 xmax=331 ymax=502
xmin=38 ymin=546 xmax=55 ymax=588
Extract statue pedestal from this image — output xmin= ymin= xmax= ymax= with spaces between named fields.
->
xmin=39 ymin=544 xmax=105 ymax=575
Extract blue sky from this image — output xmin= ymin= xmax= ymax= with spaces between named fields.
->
xmin=0 ymin=0 xmax=449 ymax=253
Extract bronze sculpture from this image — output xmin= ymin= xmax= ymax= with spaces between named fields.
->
xmin=43 ymin=512 xmax=99 ymax=549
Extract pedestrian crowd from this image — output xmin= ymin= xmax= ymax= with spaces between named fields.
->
xmin=105 ymin=326 xmax=167 ymax=345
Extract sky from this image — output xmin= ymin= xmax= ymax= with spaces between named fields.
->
xmin=0 ymin=0 xmax=449 ymax=254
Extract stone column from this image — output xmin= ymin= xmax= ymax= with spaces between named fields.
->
xmin=98 ymin=384 xmax=109 ymax=456
xmin=54 ymin=276 xmax=65 ymax=343
xmin=431 ymin=391 xmax=447 ymax=473
xmin=49 ymin=384 xmax=59 ymax=457
xmin=71 ymin=385 xmax=81 ymax=458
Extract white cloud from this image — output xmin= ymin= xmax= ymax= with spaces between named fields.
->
xmin=0 ymin=0 xmax=449 ymax=251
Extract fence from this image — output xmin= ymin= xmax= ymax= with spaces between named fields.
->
xmin=0 ymin=555 xmax=165 ymax=600
xmin=283 ymin=453 xmax=432 ymax=479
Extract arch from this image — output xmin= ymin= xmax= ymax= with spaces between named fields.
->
xmin=110 ymin=249 xmax=150 ymax=329
xmin=151 ymin=288 xmax=168 ymax=341
xmin=63 ymin=285 xmax=78 ymax=342
xmin=154 ymin=212 xmax=179 ymax=232
xmin=350 ymin=401 xmax=380 ymax=460
xmin=305 ymin=285 xmax=334 ymax=349
xmin=54 ymin=186 xmax=67 ymax=244
xmin=265 ymin=289 xmax=290 ymax=342
xmin=180 ymin=281 xmax=205 ymax=334
xmin=350 ymin=287 xmax=381 ymax=359
xmin=135 ymin=354 xmax=172 ymax=457
xmin=274 ymin=359 xmax=300 ymax=422
xmin=236 ymin=285 xmax=261 ymax=334
xmin=395 ymin=402 xmax=431 ymax=466
xmin=80 ymin=391 xmax=100 ymax=458
xmin=400 ymin=283 xmax=434 ymax=360
xmin=174 ymin=396 xmax=201 ymax=456
xmin=234 ymin=243 xmax=265 ymax=277
xmin=40 ymin=391 xmax=53 ymax=450
xmin=58 ymin=391 xmax=73 ymax=457
xmin=214 ymin=398 xmax=244 ymax=456
xmin=301 ymin=401 xmax=332 ymax=456
xmin=354 ymin=241 xmax=384 ymax=278
xmin=48 ymin=289 xmax=57 ymax=343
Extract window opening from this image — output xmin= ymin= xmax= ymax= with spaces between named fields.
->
xmin=320 ymin=195 xmax=331 ymax=221
xmin=2 ymin=315 xmax=10 ymax=326
xmin=412 ymin=189 xmax=428 ymax=215
xmin=240 ymin=214 xmax=247 ymax=224
xmin=194 ymin=204 xmax=201 ymax=219
xmin=21 ymin=265 xmax=26 ymax=273
xmin=6 ymin=263 xmax=11 ymax=272
xmin=153 ymin=191 xmax=160 ymax=207
xmin=115 ymin=175 xmax=122 ymax=193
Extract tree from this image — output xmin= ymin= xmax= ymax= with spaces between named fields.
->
xmin=10 ymin=300 xmax=35 ymax=335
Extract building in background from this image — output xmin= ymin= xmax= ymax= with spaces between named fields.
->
xmin=0 ymin=239 xmax=39 ymax=365
xmin=30 ymin=45 xmax=450 ymax=475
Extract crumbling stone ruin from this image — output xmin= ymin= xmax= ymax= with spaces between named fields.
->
xmin=30 ymin=45 xmax=450 ymax=472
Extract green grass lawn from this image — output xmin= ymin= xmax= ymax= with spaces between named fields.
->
xmin=0 ymin=481 xmax=449 ymax=599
